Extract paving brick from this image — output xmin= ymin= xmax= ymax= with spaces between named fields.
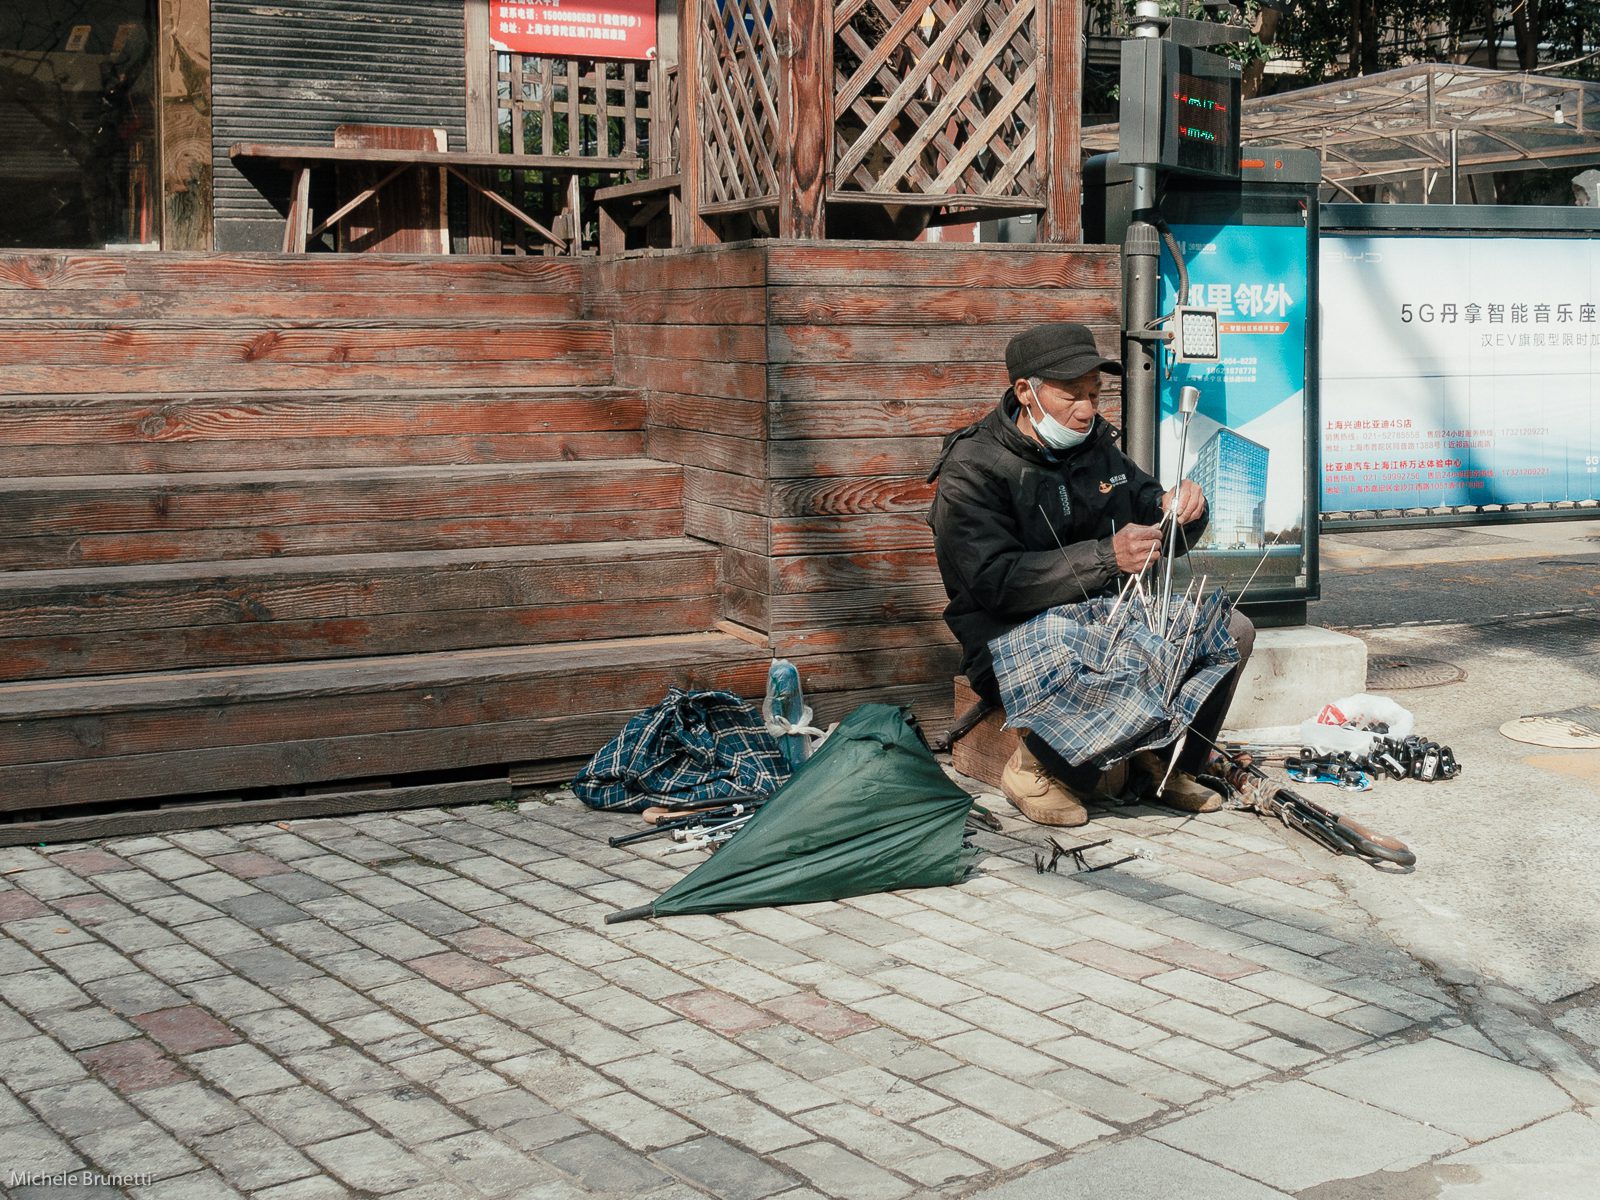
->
xmin=12 ymin=866 xmax=99 ymax=900
xmin=132 ymin=945 xmax=229 ymax=986
xmin=130 ymin=1081 xmax=250 ymax=1137
xmin=210 ymin=852 xmax=295 ymax=880
xmin=773 ymin=1140 xmax=914 ymax=1200
xmin=35 ymin=945 xmax=133 ymax=988
xmin=175 ymin=872 xmax=261 ymax=905
xmin=129 ymin=850 xmax=213 ymax=881
xmin=441 ymin=923 xmax=535 ymax=962
xmin=497 ymin=1049 xmax=621 ymax=1106
xmin=10 ymin=916 xmax=95 ymax=951
xmin=945 ymin=994 xmax=1068 ymax=1044
xmin=591 ymin=955 xmax=701 ymax=1001
xmin=851 ymin=993 xmax=974 ymax=1040
xmin=31 ymin=1004 xmax=137 ymax=1052
xmin=304 ymin=1130 xmax=439 ymax=1193
xmin=348 ymin=922 xmax=450 ymax=962
xmin=81 ymin=1037 xmax=191 ymax=1094
xmin=1240 ymin=1001 xmax=1370 ymax=1054
xmin=664 ymin=988 xmax=781 ymax=1036
xmin=500 ymin=952 xmax=606 ymax=997
xmin=255 ymin=874 xmax=342 ymax=905
xmin=0 ymin=890 xmax=53 ymax=922
xmin=407 ymin=950 xmax=511 ymax=991
xmin=651 ymin=1134 xmax=797 ymax=1200
xmin=933 ymin=1029 xmax=1060 ymax=1079
xmin=131 ymin=1005 xmax=241 ymax=1055
xmin=1055 ymin=963 xmax=1169 ymax=1013
xmin=1138 ymin=1035 xmax=1271 ymax=1087
xmin=187 ymin=1043 xmax=301 ymax=1098
xmin=393 ymin=1047 xmax=512 ymax=1103
xmin=351 ymin=1090 xmax=472 ymax=1144
xmin=692 ymin=1093 xmax=813 ymax=1153
xmin=243 ymin=1086 xmax=370 ymax=1146
xmin=568 ymin=1088 xmax=701 ymax=1151
xmin=316 ymin=949 xmax=413 ymax=991
xmin=369 ymin=978 xmax=477 ymax=1023
xmin=415 ymin=1130 xmax=556 ymax=1196
xmin=1142 ymin=997 xmax=1264 ymax=1049
xmin=262 ymin=920 xmax=358 ymax=958
xmin=75 ymin=1119 xmax=201 ymax=1182
xmin=53 ymin=894 xmax=133 ymax=928
xmin=5 ymin=968 xmax=91 ymax=1015
xmin=923 ymin=1065 xmax=1066 ymax=1123
xmin=252 ymin=1177 xmax=356 ymax=1200
xmin=912 ymin=1107 xmax=1053 ymax=1169
xmin=1236 ymin=1035 xmax=1324 ymax=1070
xmin=285 ymin=1046 xmax=407 ymax=1101
xmin=193 ymin=1122 xmax=316 ymax=1190
xmin=537 ymin=1132 xmax=675 ymax=1194
xmin=7 ymin=1033 xmax=90 ymax=1092
xmin=297 ymin=896 xmax=388 ymax=929
xmin=760 ymin=992 xmax=878 ymax=1042
xmin=27 ymin=1076 xmax=141 ymax=1136
xmin=1036 ymin=1034 xmax=1212 ymax=1104
xmin=232 ymin=1007 xmax=337 ymax=1055
xmin=833 ymin=1028 xmax=962 ymax=1081
xmin=127 ymin=1168 xmax=247 ymax=1200
xmin=711 ymin=1060 xmax=838 ymax=1114
xmin=871 ymin=963 xmax=982 ymax=1006
xmin=428 ymin=1013 xmax=541 ymax=1062
xmin=1035 ymin=1064 xmax=1166 ymax=1124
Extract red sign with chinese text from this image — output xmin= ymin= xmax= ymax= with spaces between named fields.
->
xmin=491 ymin=0 xmax=656 ymax=61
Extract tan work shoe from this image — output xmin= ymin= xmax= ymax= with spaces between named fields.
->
xmin=1001 ymin=742 xmax=1090 ymax=826
xmin=1132 ymin=750 xmax=1224 ymax=813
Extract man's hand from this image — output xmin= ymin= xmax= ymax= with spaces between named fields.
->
xmin=1112 ymin=522 xmax=1163 ymax=574
xmin=1162 ymin=480 xmax=1207 ymax=526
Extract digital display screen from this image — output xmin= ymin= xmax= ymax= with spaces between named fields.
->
xmin=1162 ymin=47 xmax=1240 ymax=178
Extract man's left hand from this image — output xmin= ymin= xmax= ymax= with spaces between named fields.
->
xmin=1162 ymin=480 xmax=1206 ymax=525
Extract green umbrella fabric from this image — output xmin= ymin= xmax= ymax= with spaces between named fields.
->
xmin=606 ymin=704 xmax=976 ymax=922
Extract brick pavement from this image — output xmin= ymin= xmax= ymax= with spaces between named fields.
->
xmin=0 ymin=787 xmax=1595 ymax=1200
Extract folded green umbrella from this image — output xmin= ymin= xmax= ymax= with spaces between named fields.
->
xmin=606 ymin=704 xmax=976 ymax=923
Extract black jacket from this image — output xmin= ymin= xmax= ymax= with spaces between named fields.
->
xmin=928 ymin=391 xmax=1208 ymax=703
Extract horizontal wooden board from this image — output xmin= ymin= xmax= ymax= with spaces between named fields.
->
xmin=768 ymin=583 xmax=950 ymax=629
xmin=769 ymin=438 xmax=941 ymax=480
xmin=648 ymin=392 xmax=766 ymax=438
xmin=719 ymin=546 xmax=770 ymax=594
xmin=0 ymin=508 xmax=683 ymax=571
xmin=762 ymin=243 xmax=1120 ymax=290
xmin=0 ymin=462 xmax=682 ymax=537
xmin=0 ymin=389 xmax=645 ymax=442
xmin=0 ymin=778 xmax=515 ymax=846
xmin=684 ymin=466 xmax=766 ymax=515
xmin=766 ymin=285 xmax=1117 ymax=327
xmin=615 ymin=323 xmax=766 ymax=364
xmin=0 ymin=593 xmax=717 ymax=681
xmin=1 ymin=357 xmax=615 ymax=395
xmin=0 ymin=253 xmax=586 ymax=294
xmin=648 ymin=426 xmax=767 ymax=478
xmin=768 ymin=398 xmax=989 ymax=440
xmin=0 ymin=708 xmax=643 ymax=809
xmin=772 ymin=619 xmax=955 ymax=657
xmin=808 ymin=682 xmax=953 ymax=733
xmin=770 ymin=475 xmax=936 ymax=517
xmin=769 ymin=361 xmax=1008 ymax=402
xmin=0 ymin=324 xmax=612 ymax=367
xmin=617 ymin=354 xmax=764 ymax=401
xmin=720 ymin=583 xmax=770 ymax=633
xmin=770 ymin=513 xmax=934 ymax=556
xmin=772 ymin=549 xmax=940 ymax=596
xmin=0 ymin=539 xmax=718 ymax=639
xmin=595 ymin=246 xmax=767 ymax=293
xmin=0 ymin=635 xmax=774 ymax=768
xmin=586 ymin=286 xmax=763 ymax=325
xmin=0 ymin=288 xmax=581 ymax=322
xmin=684 ymin=502 xmax=769 ymax=555
xmin=770 ymin=323 xmax=1121 ymax=366
xmin=788 ymin=641 xmax=961 ymax=693
xmin=0 ymin=432 xmax=649 ymax=478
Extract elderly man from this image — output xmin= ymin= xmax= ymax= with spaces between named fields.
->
xmin=929 ymin=323 xmax=1255 ymax=826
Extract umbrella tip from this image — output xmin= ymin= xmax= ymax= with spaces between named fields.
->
xmin=604 ymin=904 xmax=655 ymax=925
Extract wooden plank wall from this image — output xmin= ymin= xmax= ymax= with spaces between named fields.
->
xmin=605 ymin=240 xmax=1122 ymax=730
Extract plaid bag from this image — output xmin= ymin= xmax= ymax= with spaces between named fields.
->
xmin=571 ymin=687 xmax=792 ymax=813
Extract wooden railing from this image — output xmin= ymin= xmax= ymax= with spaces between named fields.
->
xmin=678 ymin=0 xmax=1082 ymax=242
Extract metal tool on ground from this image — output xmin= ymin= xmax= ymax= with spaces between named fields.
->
xmin=608 ymin=800 xmax=766 ymax=847
xmin=1034 ymin=836 xmax=1135 ymax=875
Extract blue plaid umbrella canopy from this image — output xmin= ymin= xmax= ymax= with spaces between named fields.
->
xmin=989 ymin=589 xmax=1240 ymax=770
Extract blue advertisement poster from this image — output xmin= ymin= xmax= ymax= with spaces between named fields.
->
xmin=1160 ymin=223 xmax=1310 ymax=592
xmin=1320 ymin=234 xmax=1600 ymax=512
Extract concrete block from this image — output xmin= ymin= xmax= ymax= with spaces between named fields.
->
xmin=1224 ymin=625 xmax=1366 ymax=729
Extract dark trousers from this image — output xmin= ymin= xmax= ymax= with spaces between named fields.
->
xmin=1023 ymin=609 xmax=1256 ymax=786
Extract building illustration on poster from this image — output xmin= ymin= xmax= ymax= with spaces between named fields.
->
xmin=1160 ymin=222 xmax=1309 ymax=591
xmin=1320 ymin=234 xmax=1600 ymax=513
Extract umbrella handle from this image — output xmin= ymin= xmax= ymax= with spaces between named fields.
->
xmin=604 ymin=905 xmax=654 ymax=924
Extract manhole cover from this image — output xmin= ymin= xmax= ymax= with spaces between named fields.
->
xmin=1366 ymin=655 xmax=1466 ymax=689
xmin=1502 ymin=704 xmax=1600 ymax=748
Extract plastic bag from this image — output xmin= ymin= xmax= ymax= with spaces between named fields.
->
xmin=1297 ymin=692 xmax=1414 ymax=755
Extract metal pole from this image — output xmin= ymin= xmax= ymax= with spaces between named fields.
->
xmin=1122 ymin=2 xmax=1165 ymax=475
xmin=1450 ymin=128 xmax=1459 ymax=204
xmin=1158 ymin=385 xmax=1200 ymax=634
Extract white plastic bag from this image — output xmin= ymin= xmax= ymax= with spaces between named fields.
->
xmin=1297 ymin=692 xmax=1413 ymax=754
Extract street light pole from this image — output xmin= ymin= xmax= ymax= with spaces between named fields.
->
xmin=1122 ymin=0 xmax=1165 ymax=475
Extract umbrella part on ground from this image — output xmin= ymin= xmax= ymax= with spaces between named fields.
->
xmin=606 ymin=704 xmax=976 ymax=923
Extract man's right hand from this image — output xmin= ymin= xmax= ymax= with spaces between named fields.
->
xmin=1112 ymin=523 xmax=1163 ymax=574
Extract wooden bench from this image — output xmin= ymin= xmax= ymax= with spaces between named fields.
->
xmin=230 ymin=140 xmax=644 ymax=254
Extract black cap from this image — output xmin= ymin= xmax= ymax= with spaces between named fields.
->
xmin=1005 ymin=323 xmax=1122 ymax=384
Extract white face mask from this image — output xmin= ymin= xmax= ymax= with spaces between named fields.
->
xmin=1023 ymin=383 xmax=1091 ymax=450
